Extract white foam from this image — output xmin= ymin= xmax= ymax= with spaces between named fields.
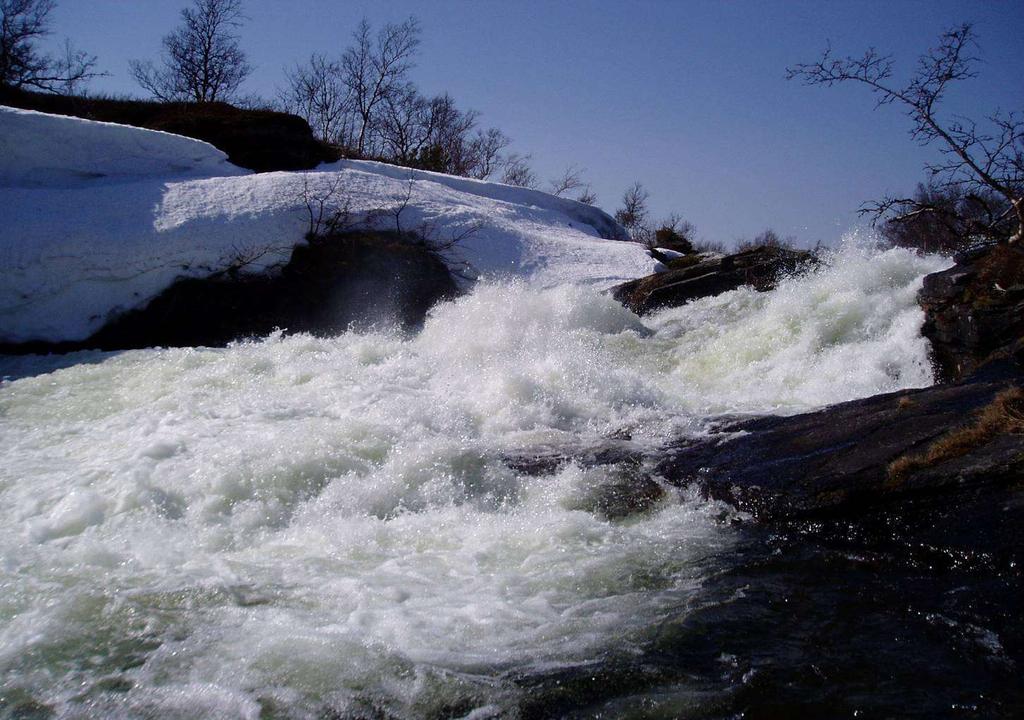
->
xmin=0 ymin=242 xmax=949 ymax=715
xmin=645 ymin=243 xmax=949 ymax=415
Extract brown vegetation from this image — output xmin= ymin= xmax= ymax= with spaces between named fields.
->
xmin=887 ymin=387 xmax=1024 ymax=481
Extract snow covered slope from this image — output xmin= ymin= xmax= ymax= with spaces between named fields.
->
xmin=0 ymin=106 xmax=658 ymax=344
xmin=0 ymin=106 xmax=246 ymax=187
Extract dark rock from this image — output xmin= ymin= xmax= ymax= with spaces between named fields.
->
xmin=611 ymin=245 xmax=816 ymax=315
xmin=1 ymin=232 xmax=459 ymax=353
xmin=657 ymin=371 xmax=1021 ymax=520
xmin=919 ymin=242 xmax=1024 ymax=383
xmin=652 ymin=227 xmax=695 ymax=254
xmin=572 ymin=463 xmax=666 ymax=521
xmin=656 ymin=368 xmax=1024 ymax=564
xmin=0 ymin=87 xmax=338 ymax=172
xmin=501 ymin=437 xmax=646 ymax=477
xmin=145 ymin=105 xmax=337 ymax=172
xmin=501 ymin=438 xmax=665 ymax=520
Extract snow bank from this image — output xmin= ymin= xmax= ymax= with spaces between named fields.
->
xmin=0 ymin=106 xmax=245 ymax=187
xmin=0 ymin=106 xmax=658 ymax=343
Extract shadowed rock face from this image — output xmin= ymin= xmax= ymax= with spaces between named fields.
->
xmin=610 ymin=246 xmax=816 ymax=316
xmin=919 ymin=243 xmax=1024 ymax=383
xmin=1 ymin=232 xmax=459 ymax=354
xmin=89 ymin=232 xmax=459 ymax=349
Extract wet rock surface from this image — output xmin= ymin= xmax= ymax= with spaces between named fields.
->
xmin=919 ymin=242 xmax=1024 ymax=383
xmin=501 ymin=437 xmax=646 ymax=477
xmin=610 ymin=245 xmax=816 ymax=315
xmin=500 ymin=361 xmax=1023 ymax=564
xmin=501 ymin=437 xmax=664 ymax=520
xmin=656 ymin=363 xmax=1024 ymax=565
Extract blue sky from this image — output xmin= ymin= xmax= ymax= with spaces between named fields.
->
xmin=45 ymin=0 xmax=1024 ymax=247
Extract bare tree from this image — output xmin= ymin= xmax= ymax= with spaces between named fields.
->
xmin=341 ymin=16 xmax=420 ymax=155
xmin=383 ymin=172 xmax=424 ymax=237
xmin=615 ymin=182 xmax=650 ymax=241
xmin=299 ymin=171 xmax=356 ymax=240
xmin=736 ymin=228 xmax=795 ymax=252
xmin=383 ymin=92 xmax=506 ymax=178
xmin=1 ymin=0 xmax=100 ymax=92
xmin=378 ymin=82 xmax=431 ymax=162
xmin=880 ymin=182 xmax=1017 ymax=253
xmin=576 ymin=186 xmax=598 ymax=205
xmin=500 ymin=153 xmax=537 ymax=188
xmin=418 ymin=92 xmax=479 ymax=173
xmin=281 ymin=19 xmax=512 ymax=182
xmin=652 ymin=213 xmax=697 ymax=252
xmin=276 ymin=15 xmax=525 ymax=185
xmin=130 ymin=0 xmax=251 ymax=103
xmin=465 ymin=127 xmax=509 ymax=180
xmin=548 ymin=165 xmax=586 ymax=197
xmin=52 ymin=38 xmax=93 ymax=94
xmin=787 ymin=23 xmax=1024 ymax=244
xmin=281 ymin=53 xmax=351 ymax=144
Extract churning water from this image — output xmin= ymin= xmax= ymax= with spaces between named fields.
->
xmin=0 ymin=246 xmax=952 ymax=718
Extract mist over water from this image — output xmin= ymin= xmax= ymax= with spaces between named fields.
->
xmin=0 ymin=246 xmax=949 ymax=718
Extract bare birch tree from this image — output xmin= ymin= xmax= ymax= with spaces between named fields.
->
xmin=341 ymin=16 xmax=420 ymax=155
xmin=500 ymin=153 xmax=537 ymax=188
xmin=465 ymin=127 xmax=509 ymax=180
xmin=788 ymin=23 xmax=1023 ymax=244
xmin=615 ymin=182 xmax=650 ymax=241
xmin=548 ymin=165 xmax=586 ymax=197
xmin=280 ymin=53 xmax=351 ymax=144
xmin=1 ymin=0 xmax=100 ymax=92
xmin=130 ymin=0 xmax=251 ymax=103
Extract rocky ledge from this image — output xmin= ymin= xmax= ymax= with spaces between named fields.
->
xmin=919 ymin=242 xmax=1024 ymax=383
xmin=660 ymin=363 xmax=1021 ymax=555
xmin=0 ymin=87 xmax=338 ymax=172
xmin=528 ymin=243 xmax=1024 ymax=568
xmin=611 ymin=245 xmax=816 ymax=315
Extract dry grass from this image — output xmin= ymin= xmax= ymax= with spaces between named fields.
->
xmin=887 ymin=387 xmax=1024 ymax=482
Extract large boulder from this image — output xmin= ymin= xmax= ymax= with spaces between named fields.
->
xmin=88 ymin=231 xmax=459 ymax=349
xmin=919 ymin=242 xmax=1024 ymax=383
xmin=610 ymin=245 xmax=816 ymax=315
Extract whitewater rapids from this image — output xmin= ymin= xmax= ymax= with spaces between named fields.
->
xmin=0 ymin=246 xmax=947 ymax=718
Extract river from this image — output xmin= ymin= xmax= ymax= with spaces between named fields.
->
xmin=8 ymin=246 xmax=1017 ymax=718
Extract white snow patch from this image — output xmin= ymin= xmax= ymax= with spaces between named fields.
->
xmin=0 ymin=106 xmax=658 ymax=343
xmin=0 ymin=106 xmax=245 ymax=187
xmin=653 ymin=247 xmax=687 ymax=260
